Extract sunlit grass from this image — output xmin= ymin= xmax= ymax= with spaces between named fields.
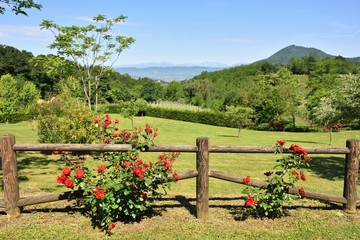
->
xmin=1 ymin=117 xmax=360 ymax=239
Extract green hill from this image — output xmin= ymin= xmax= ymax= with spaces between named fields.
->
xmin=258 ymin=45 xmax=360 ymax=65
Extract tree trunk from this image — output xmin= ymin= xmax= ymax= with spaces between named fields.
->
xmin=329 ymin=128 xmax=333 ymax=145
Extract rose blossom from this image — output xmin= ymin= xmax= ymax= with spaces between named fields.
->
xmin=62 ymin=167 xmax=71 ymax=176
xmin=75 ymin=169 xmax=85 ymax=179
xmin=64 ymin=179 xmax=74 ymax=188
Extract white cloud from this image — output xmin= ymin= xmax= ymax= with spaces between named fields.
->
xmin=0 ymin=24 xmax=52 ymax=40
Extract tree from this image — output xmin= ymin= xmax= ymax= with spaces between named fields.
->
xmin=29 ymin=54 xmax=77 ymax=98
xmin=0 ymin=0 xmax=41 ymax=15
xmin=119 ymin=99 xmax=147 ymax=130
xmin=40 ymin=15 xmax=135 ymax=111
xmin=226 ymin=106 xmax=254 ymax=137
xmin=0 ymin=45 xmax=33 ymax=78
xmin=311 ymin=96 xmax=340 ymax=145
xmin=336 ymin=74 xmax=360 ymax=124
xmin=0 ymin=74 xmax=39 ymax=123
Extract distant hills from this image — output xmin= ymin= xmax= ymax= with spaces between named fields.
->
xmin=261 ymin=45 xmax=360 ymax=65
xmin=115 ymin=66 xmax=224 ymax=82
xmin=115 ymin=45 xmax=360 ymax=81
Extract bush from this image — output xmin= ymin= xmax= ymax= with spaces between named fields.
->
xmin=36 ymin=99 xmax=97 ymax=144
xmin=55 ymin=115 xmax=180 ymax=231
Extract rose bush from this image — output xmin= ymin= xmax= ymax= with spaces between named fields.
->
xmin=242 ymin=140 xmax=311 ymax=218
xmin=56 ymin=114 xmax=180 ymax=231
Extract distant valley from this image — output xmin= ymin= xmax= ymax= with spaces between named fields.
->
xmin=115 ymin=45 xmax=360 ymax=81
xmin=115 ymin=66 xmax=225 ymax=82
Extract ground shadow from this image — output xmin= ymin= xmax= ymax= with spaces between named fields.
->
xmin=217 ymin=134 xmax=238 ymax=138
xmin=283 ymin=139 xmax=325 ymax=145
xmin=306 ymin=156 xmax=346 ymax=181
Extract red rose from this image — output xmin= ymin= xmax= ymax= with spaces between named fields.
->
xmin=140 ymin=192 xmax=147 ymax=199
xmin=123 ymin=161 xmax=131 ymax=167
xmin=299 ymin=188 xmax=305 ymax=196
xmin=56 ymin=174 xmax=67 ymax=184
xmin=277 ymin=140 xmax=286 ymax=146
xmin=97 ymin=166 xmax=105 ymax=173
xmin=75 ymin=169 xmax=85 ymax=179
xmin=133 ymin=167 xmax=144 ymax=178
xmin=108 ymin=223 xmax=116 ymax=230
xmin=300 ymin=171 xmax=306 ymax=181
xmin=64 ymin=179 xmax=74 ymax=188
xmin=245 ymin=194 xmax=258 ymax=207
xmin=242 ymin=176 xmax=250 ymax=184
xmin=104 ymin=119 xmax=112 ymax=126
xmin=291 ymin=170 xmax=297 ymax=175
xmin=145 ymin=127 xmax=152 ymax=134
xmin=53 ymin=150 xmax=62 ymax=155
xmin=95 ymin=190 xmax=105 ymax=199
xmin=163 ymin=160 xmax=171 ymax=168
xmin=62 ymin=167 xmax=71 ymax=176
xmin=173 ymin=173 xmax=180 ymax=181
xmin=115 ymin=119 xmax=119 ymax=124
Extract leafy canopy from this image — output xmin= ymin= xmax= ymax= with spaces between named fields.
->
xmin=0 ymin=0 xmax=41 ymax=15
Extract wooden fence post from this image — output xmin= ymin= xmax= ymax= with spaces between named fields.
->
xmin=0 ymin=135 xmax=20 ymax=217
xmin=343 ymin=139 xmax=360 ymax=212
xmin=196 ymin=137 xmax=209 ymax=220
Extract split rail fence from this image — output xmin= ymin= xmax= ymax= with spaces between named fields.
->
xmin=0 ymin=135 xmax=359 ymax=219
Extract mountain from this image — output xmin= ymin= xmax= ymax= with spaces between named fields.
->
xmin=260 ymin=45 xmax=360 ymax=65
xmin=115 ymin=66 xmax=225 ymax=82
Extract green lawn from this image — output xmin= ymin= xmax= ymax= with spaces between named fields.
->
xmin=1 ymin=116 xmax=360 ymax=239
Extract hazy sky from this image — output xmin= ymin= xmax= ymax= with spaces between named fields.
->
xmin=1 ymin=0 xmax=359 ymax=66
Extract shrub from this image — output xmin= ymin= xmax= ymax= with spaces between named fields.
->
xmin=36 ymin=99 xmax=97 ymax=144
xmin=55 ymin=114 xmax=179 ymax=231
xmin=242 ymin=140 xmax=311 ymax=218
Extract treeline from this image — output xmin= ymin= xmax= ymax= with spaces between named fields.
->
xmin=1 ymin=44 xmax=360 ymax=132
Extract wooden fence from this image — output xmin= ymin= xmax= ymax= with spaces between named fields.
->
xmin=0 ymin=135 xmax=359 ymax=219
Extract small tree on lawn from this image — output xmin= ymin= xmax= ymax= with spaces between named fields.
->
xmin=312 ymin=96 xmax=340 ymax=145
xmin=120 ymin=99 xmax=148 ymax=130
xmin=40 ymin=14 xmax=135 ymax=111
xmin=226 ymin=106 xmax=254 ymax=137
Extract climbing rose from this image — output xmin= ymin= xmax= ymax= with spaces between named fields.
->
xmin=97 ymin=166 xmax=105 ymax=173
xmin=123 ymin=161 xmax=132 ymax=167
xmin=291 ymin=170 xmax=297 ymax=175
xmin=277 ymin=140 xmax=286 ymax=146
xmin=299 ymin=188 xmax=305 ymax=196
xmin=64 ymin=179 xmax=74 ymax=188
xmin=75 ymin=169 xmax=85 ymax=179
xmin=62 ymin=167 xmax=71 ymax=176
xmin=56 ymin=174 xmax=67 ymax=184
xmin=108 ymin=223 xmax=116 ymax=230
xmin=300 ymin=171 xmax=306 ymax=181
xmin=242 ymin=176 xmax=250 ymax=184
xmin=95 ymin=189 xmax=105 ymax=199
xmin=133 ymin=167 xmax=144 ymax=179
xmin=173 ymin=173 xmax=180 ymax=181
xmin=104 ymin=119 xmax=112 ymax=126
xmin=245 ymin=194 xmax=258 ymax=207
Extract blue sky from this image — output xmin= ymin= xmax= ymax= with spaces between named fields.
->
xmin=1 ymin=0 xmax=360 ymax=66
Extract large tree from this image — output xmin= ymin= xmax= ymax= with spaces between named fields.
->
xmin=0 ymin=0 xmax=41 ymax=15
xmin=40 ymin=14 xmax=135 ymax=111
xmin=0 ymin=45 xmax=33 ymax=78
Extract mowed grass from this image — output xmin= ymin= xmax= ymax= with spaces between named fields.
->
xmin=1 ymin=116 xmax=360 ymax=239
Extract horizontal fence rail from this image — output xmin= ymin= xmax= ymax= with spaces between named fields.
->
xmin=1 ymin=135 xmax=359 ymax=219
